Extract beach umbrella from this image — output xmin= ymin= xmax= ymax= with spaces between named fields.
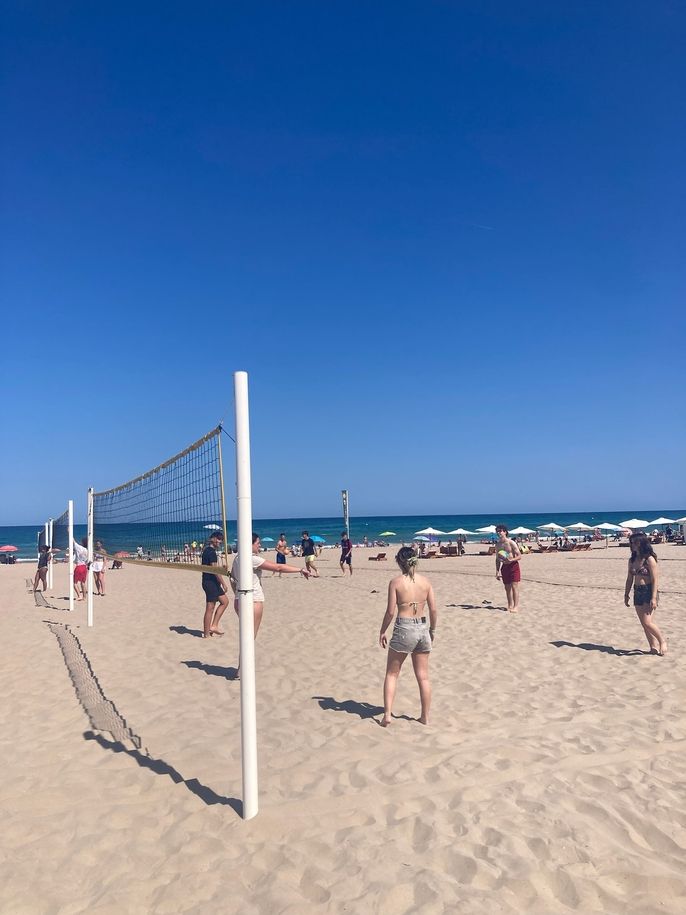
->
xmin=261 ymin=536 xmax=275 ymax=542
xmin=648 ymin=517 xmax=677 ymax=526
xmin=203 ymin=523 xmax=222 ymax=530
xmin=475 ymin=525 xmax=498 ymax=534
xmin=446 ymin=528 xmax=476 ymax=536
xmin=537 ymin=522 xmax=565 ymax=531
xmin=594 ymin=523 xmax=623 ymax=531
xmin=566 ymin=522 xmax=594 ymax=531
xmin=0 ymin=545 xmax=18 ymax=551
xmin=413 ymin=535 xmax=431 ymax=542
xmin=414 ymin=527 xmax=447 ymax=536
xmin=618 ymin=518 xmax=650 ymax=529
xmin=509 ymin=526 xmax=535 ymax=535
xmin=379 ymin=531 xmax=396 ymax=537
xmin=676 ymin=516 xmax=686 ymax=523
xmin=310 ymin=535 xmax=326 ymax=543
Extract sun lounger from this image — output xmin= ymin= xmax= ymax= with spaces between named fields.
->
xmin=368 ymin=553 xmax=386 ymax=561
xmin=478 ymin=546 xmax=496 ymax=556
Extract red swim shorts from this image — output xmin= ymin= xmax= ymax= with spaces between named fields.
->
xmin=501 ymin=560 xmax=521 ymax=584
xmin=74 ymin=564 xmax=87 ymax=583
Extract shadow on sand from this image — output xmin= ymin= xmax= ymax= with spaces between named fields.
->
xmin=550 ymin=640 xmax=652 ymax=657
xmin=169 ymin=625 xmax=204 ymax=638
xmin=183 ymin=660 xmax=239 ymax=679
xmin=84 ymin=732 xmax=242 ymax=813
xmin=45 ymin=620 xmax=241 ymax=815
xmin=447 ymin=602 xmax=508 ymax=612
xmin=312 ymin=695 xmax=417 ymax=725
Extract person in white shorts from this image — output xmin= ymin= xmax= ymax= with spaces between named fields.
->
xmin=230 ymin=533 xmax=309 ymax=676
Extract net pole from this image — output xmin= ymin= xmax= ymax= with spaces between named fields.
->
xmin=68 ymin=501 xmax=74 ymax=613
xmin=342 ymin=490 xmax=350 ymax=537
xmin=48 ymin=519 xmax=54 ymax=589
xmin=87 ymin=488 xmax=94 ymax=627
xmin=234 ymin=371 xmax=258 ymax=821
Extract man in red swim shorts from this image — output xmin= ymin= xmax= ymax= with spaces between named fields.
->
xmin=495 ymin=524 xmax=522 ymax=613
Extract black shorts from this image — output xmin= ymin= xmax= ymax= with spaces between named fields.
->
xmin=202 ymin=578 xmax=224 ymax=603
xmin=340 ymin=554 xmax=351 ymax=565
xmin=276 ymin=553 xmax=286 ymax=564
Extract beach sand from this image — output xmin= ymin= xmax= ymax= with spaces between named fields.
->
xmin=1 ymin=544 xmax=685 ymax=914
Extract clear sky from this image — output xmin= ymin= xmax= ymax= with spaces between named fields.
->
xmin=1 ymin=1 xmax=684 ymax=524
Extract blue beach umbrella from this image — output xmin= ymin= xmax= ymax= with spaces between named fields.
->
xmin=310 ymin=535 xmax=326 ymax=543
xmin=261 ymin=537 xmax=275 ymax=542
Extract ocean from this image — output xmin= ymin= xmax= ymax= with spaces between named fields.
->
xmin=1 ymin=509 xmax=683 ymax=561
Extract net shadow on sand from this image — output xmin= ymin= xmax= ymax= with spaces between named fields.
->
xmin=46 ymin=621 xmax=241 ymax=814
xmin=550 ymin=640 xmax=654 ymax=657
xmin=33 ymin=590 xmax=67 ymax=612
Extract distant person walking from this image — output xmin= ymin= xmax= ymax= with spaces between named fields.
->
xmin=231 ymin=534 xmax=309 ymax=675
xmin=33 ymin=544 xmax=52 ymax=593
xmin=339 ymin=531 xmax=353 ymax=575
xmin=273 ymin=532 xmax=288 ymax=577
xmin=201 ymin=531 xmax=229 ymax=638
xmin=73 ymin=537 xmax=89 ymax=602
xmin=495 ymin=524 xmax=522 ymax=613
xmin=378 ymin=547 xmax=437 ymax=727
xmin=301 ymin=531 xmax=319 ymax=577
xmin=92 ymin=540 xmax=106 ymax=596
xmin=625 ymin=532 xmax=666 ymax=656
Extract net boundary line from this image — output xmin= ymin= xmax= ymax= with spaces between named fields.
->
xmin=93 ymin=425 xmax=222 ymax=497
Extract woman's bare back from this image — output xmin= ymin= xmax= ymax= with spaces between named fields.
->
xmin=392 ymin=572 xmax=432 ymax=617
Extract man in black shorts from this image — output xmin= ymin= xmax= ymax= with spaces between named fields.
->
xmin=340 ymin=530 xmax=353 ymax=576
xmin=201 ymin=531 xmax=229 ymax=638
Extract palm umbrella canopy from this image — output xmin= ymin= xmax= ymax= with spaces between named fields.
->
xmin=567 ymin=522 xmax=595 ymax=531
xmin=648 ymin=517 xmax=677 ymax=526
xmin=446 ymin=528 xmax=476 ymax=536
xmin=618 ymin=518 xmax=650 ymax=529
xmin=537 ymin=522 xmax=565 ymax=531
xmin=414 ymin=527 xmax=447 ymax=536
xmin=475 ymin=525 xmax=498 ymax=534
xmin=509 ymin=526 xmax=535 ymax=535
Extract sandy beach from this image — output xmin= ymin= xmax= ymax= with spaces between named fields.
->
xmin=1 ymin=543 xmax=685 ymax=914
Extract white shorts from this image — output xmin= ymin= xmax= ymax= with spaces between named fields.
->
xmin=91 ymin=561 xmax=104 ymax=573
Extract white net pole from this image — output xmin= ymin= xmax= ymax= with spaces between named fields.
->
xmin=234 ymin=371 xmax=258 ymax=820
xmin=68 ymin=501 xmax=74 ymax=613
xmin=48 ymin=519 xmax=54 ymax=589
xmin=87 ymin=488 xmax=94 ymax=627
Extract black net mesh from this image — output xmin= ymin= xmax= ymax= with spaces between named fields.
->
xmin=53 ymin=506 xmax=70 ymax=551
xmin=93 ymin=427 xmax=228 ymax=572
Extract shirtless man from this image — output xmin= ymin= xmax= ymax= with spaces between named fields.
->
xmin=273 ymin=532 xmax=288 ymax=577
xmin=495 ymin=524 xmax=522 ymax=613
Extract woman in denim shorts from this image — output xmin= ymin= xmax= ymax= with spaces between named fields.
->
xmin=378 ymin=547 xmax=437 ymax=727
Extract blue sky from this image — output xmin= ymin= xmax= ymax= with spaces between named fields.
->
xmin=1 ymin=1 xmax=684 ymax=524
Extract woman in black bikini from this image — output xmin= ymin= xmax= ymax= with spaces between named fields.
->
xmin=624 ymin=532 xmax=666 ymax=656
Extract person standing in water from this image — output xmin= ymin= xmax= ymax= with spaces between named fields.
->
xmin=495 ymin=524 xmax=522 ymax=612
xmin=625 ymin=532 xmax=666 ymax=655
xmin=378 ymin=547 xmax=437 ymax=727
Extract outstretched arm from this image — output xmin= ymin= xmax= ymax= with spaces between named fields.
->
xmin=258 ymin=560 xmax=309 ymax=577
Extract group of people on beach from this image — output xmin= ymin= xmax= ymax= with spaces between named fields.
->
xmin=195 ymin=521 xmax=666 ymax=725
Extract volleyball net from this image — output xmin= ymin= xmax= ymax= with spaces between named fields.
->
xmin=53 ymin=502 xmax=74 ymax=610
xmin=92 ymin=426 xmax=229 ymax=573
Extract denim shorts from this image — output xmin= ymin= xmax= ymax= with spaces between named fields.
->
xmin=389 ymin=616 xmax=432 ymax=654
xmin=634 ymin=584 xmax=657 ymax=607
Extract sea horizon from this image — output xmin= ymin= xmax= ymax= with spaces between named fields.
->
xmin=2 ymin=507 xmax=684 ymax=560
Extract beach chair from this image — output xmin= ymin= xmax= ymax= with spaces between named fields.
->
xmin=478 ymin=546 xmax=496 ymax=556
xmin=368 ymin=553 xmax=387 ymax=561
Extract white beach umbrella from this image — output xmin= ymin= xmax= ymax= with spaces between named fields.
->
xmin=618 ymin=518 xmax=650 ymax=529
xmin=414 ymin=527 xmax=447 ymax=536
xmin=566 ymin=522 xmax=594 ymax=531
xmin=537 ymin=522 xmax=565 ymax=531
xmin=509 ymin=526 xmax=535 ymax=535
xmin=446 ymin=528 xmax=476 ymax=536
xmin=648 ymin=517 xmax=677 ymax=526
xmin=475 ymin=525 xmax=498 ymax=534
xmin=594 ymin=523 xmax=624 ymax=531
xmin=676 ymin=516 xmax=686 ymax=523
